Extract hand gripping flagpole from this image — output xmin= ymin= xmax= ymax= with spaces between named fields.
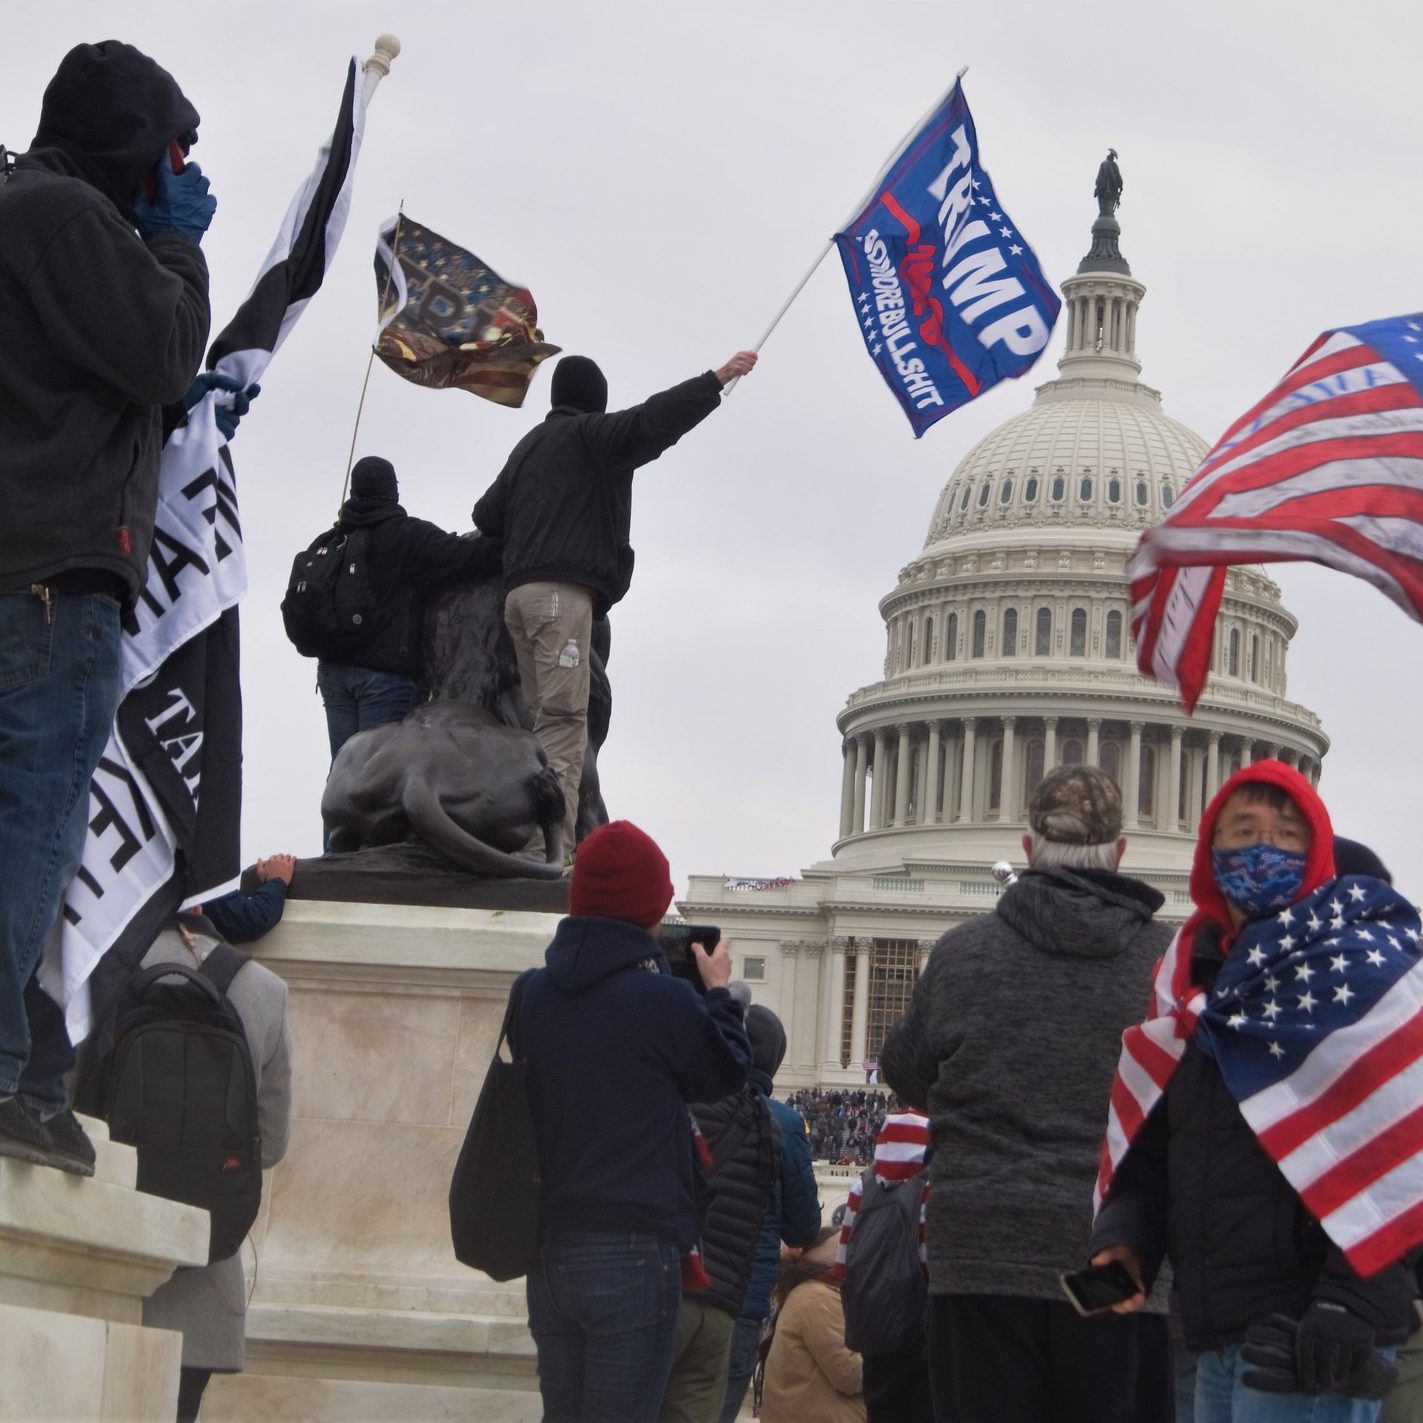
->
xmin=337 ymin=35 xmax=403 ymax=508
xmin=723 ymin=66 xmax=969 ymax=395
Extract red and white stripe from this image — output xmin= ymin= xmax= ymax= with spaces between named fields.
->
xmin=835 ymin=1110 xmax=930 ymax=1274
xmin=1096 ymin=932 xmax=1423 ymax=1276
xmin=1129 ymin=328 xmax=1423 ymax=710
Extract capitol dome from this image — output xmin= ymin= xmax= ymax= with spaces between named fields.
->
xmin=830 ymin=198 xmax=1329 ymax=876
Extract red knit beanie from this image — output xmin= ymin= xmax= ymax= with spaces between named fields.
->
xmin=569 ymin=820 xmax=674 ymax=928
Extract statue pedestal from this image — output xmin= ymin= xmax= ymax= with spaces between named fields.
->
xmin=201 ymin=900 xmax=560 ymax=1421
xmin=0 ymin=1116 xmax=208 ymax=1421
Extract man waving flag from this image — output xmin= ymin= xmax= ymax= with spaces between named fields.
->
xmin=1130 ymin=312 xmax=1423 ymax=711
xmin=48 ymin=52 xmax=383 ymax=1043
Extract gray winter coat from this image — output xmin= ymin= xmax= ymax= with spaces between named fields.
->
xmin=879 ymin=866 xmax=1170 ymax=1302
xmin=139 ymin=923 xmax=292 ymax=1370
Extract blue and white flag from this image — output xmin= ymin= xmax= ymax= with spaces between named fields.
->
xmin=46 ymin=57 xmax=371 ymax=1041
xmin=835 ymin=81 xmax=1060 ymax=437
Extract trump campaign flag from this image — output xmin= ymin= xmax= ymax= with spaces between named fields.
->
xmin=1130 ymin=312 xmax=1423 ymax=711
xmin=374 ymin=216 xmax=560 ymax=406
xmin=44 ymin=56 xmax=374 ymax=1042
xmin=834 ymin=81 xmax=1060 ymax=437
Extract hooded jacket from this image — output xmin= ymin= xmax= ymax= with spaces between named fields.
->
xmin=742 ymin=1009 xmax=823 ymax=1323
xmin=320 ymin=496 xmax=500 ymax=676
xmin=1091 ymin=761 xmax=1414 ymax=1351
xmin=511 ymin=915 xmax=751 ymax=1250
xmin=0 ymin=41 xmax=211 ymax=598
xmin=880 ymin=862 xmax=1170 ymax=1300
xmin=471 ymin=371 xmax=723 ymax=615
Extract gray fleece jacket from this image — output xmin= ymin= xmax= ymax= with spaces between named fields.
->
xmin=879 ymin=865 xmax=1171 ymax=1302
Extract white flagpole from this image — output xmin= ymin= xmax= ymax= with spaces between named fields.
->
xmin=723 ymin=66 xmax=968 ymax=395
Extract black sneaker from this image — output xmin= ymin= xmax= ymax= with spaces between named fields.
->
xmin=0 ymin=1095 xmax=53 ymax=1168
xmin=39 ymin=1109 xmax=96 ymax=1177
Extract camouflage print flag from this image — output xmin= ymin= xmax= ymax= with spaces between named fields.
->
xmin=374 ymin=215 xmax=560 ymax=406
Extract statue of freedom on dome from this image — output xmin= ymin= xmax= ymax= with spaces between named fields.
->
xmin=1095 ymin=148 xmax=1123 ymax=215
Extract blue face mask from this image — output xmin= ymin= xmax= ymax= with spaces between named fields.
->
xmin=1211 ymin=843 xmax=1308 ymax=918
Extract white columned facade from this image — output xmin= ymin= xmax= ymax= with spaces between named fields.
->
xmin=838 ymin=743 xmax=856 ymax=839
xmin=1125 ymin=721 xmax=1143 ymax=830
xmin=820 ymin=938 xmax=848 ymax=1072
xmin=1169 ymin=726 xmax=1184 ymax=830
xmin=850 ymin=938 xmax=871 ymax=1071
xmin=893 ymin=725 xmax=913 ymax=827
xmin=798 ymin=945 xmax=823 ymax=1070
xmin=958 ymin=718 xmax=977 ymax=821
xmin=925 ymin=721 xmax=943 ymax=823
xmin=1000 ymin=716 xmax=1017 ymax=819
xmin=869 ymin=730 xmax=887 ymax=829
xmin=1044 ymin=716 xmax=1058 ymax=772
xmin=1086 ymin=717 xmax=1101 ymax=767
xmin=851 ymin=736 xmax=868 ymax=835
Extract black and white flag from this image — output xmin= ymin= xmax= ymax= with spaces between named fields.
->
xmin=45 ymin=57 xmax=369 ymax=1040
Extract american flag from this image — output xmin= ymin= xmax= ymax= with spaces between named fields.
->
xmin=835 ymin=1109 xmax=930 ymax=1274
xmin=1096 ymin=875 xmax=1423 ymax=1278
xmin=1129 ymin=312 xmax=1423 ymax=711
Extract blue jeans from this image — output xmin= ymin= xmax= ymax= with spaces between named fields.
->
xmin=0 ymin=591 xmax=122 ymax=1107
xmin=1195 ymin=1344 xmax=1394 ymax=1422
xmin=717 ymin=1314 xmax=763 ymax=1423
xmin=315 ymin=662 xmax=419 ymax=762
xmin=526 ymin=1228 xmax=682 ymax=1423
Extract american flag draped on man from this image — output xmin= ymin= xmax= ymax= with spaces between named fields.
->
xmin=42 ymin=58 xmax=371 ymax=1042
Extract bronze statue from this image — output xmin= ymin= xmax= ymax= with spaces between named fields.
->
xmin=1094 ymin=148 xmax=1123 ymax=215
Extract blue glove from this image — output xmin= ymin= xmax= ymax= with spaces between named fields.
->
xmin=182 ymin=372 xmax=261 ymax=442
xmin=133 ymin=157 xmax=216 ymax=244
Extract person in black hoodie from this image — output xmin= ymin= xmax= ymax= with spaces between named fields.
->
xmin=879 ymin=764 xmax=1173 ymax=1423
xmin=0 ymin=41 xmax=213 ymax=1175
xmin=315 ymin=455 xmax=500 ymax=760
xmin=513 ymin=820 xmax=750 ymax=1423
xmin=471 ymin=349 xmax=756 ymax=855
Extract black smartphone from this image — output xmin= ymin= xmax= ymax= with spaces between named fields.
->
xmin=656 ymin=924 xmax=720 ymax=995
xmin=1058 ymin=1261 xmax=1140 ymax=1317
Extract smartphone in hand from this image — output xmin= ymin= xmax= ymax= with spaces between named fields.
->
xmin=656 ymin=924 xmax=720 ymax=995
xmin=1058 ymin=1261 xmax=1140 ymax=1316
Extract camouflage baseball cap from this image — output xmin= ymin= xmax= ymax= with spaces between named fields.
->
xmin=1028 ymin=764 xmax=1123 ymax=845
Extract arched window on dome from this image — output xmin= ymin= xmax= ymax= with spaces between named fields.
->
xmin=988 ymin=738 xmax=1003 ymax=812
xmin=1025 ymin=476 xmax=1039 ymax=502
xmin=1101 ymin=739 xmax=1121 ymax=782
xmin=1139 ymin=745 xmax=1157 ymax=819
xmin=978 ymin=482 xmax=991 ymax=508
xmin=1051 ymin=474 xmax=1066 ymax=502
xmin=1136 ymin=479 xmax=1149 ymax=507
xmin=1000 ymin=479 xmax=1014 ymax=504
xmin=1002 ymin=607 xmax=1018 ymax=656
xmin=1025 ymin=738 xmax=1045 ymax=796
xmin=1162 ymin=485 xmax=1175 ymax=508
xmin=1079 ymin=476 xmax=1093 ymax=502
xmin=906 ymin=620 xmax=917 ymax=668
xmin=972 ymin=609 xmax=986 ymax=658
xmin=1228 ymin=627 xmax=1241 ymax=677
xmin=1248 ymin=632 xmax=1259 ymax=683
xmin=925 ymin=616 xmax=935 ymax=663
xmin=945 ymin=612 xmax=958 ymax=661
xmin=1108 ymin=477 xmax=1122 ymax=504
xmin=1070 ymin=608 xmax=1087 ymax=656
xmin=959 ymin=485 xmax=971 ymax=513
xmin=1105 ymin=610 xmax=1123 ymax=659
xmin=1035 ymin=607 xmax=1051 ymax=656
xmin=1062 ymin=738 xmax=1084 ymax=766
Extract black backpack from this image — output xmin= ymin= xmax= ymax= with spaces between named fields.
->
xmin=841 ymin=1169 xmax=928 ymax=1354
xmin=280 ymin=524 xmax=375 ymax=659
xmin=101 ymin=944 xmax=263 ymax=1263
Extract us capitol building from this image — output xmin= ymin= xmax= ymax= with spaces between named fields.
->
xmin=681 ymin=183 xmax=1328 ymax=1088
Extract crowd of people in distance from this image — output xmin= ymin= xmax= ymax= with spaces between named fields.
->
xmin=782 ymin=1088 xmax=896 ymax=1164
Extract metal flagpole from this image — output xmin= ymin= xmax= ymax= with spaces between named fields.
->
xmin=337 ymin=34 xmax=402 ymax=511
xmin=723 ymin=66 xmax=969 ymax=396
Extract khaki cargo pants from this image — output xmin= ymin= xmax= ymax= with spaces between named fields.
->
xmin=503 ymin=581 xmax=593 ymax=856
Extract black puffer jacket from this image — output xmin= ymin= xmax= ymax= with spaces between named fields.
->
xmin=320 ymin=496 xmax=500 ymax=676
xmin=471 ymin=372 xmax=723 ymax=616
xmin=0 ymin=42 xmax=210 ymax=599
xmin=1091 ymin=922 xmax=1415 ymax=1352
xmin=690 ymin=1085 xmax=781 ymax=1318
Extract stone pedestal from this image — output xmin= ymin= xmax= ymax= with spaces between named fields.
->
xmin=0 ymin=1115 xmax=207 ymax=1421
xmin=202 ymin=901 xmax=561 ymax=1421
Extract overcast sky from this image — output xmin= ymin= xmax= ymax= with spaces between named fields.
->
xmin=12 ymin=2 xmax=1423 ymax=894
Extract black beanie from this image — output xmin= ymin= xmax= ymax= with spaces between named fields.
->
xmin=1333 ymin=836 xmax=1392 ymax=884
xmin=551 ymin=355 xmax=608 ymax=413
xmin=350 ymin=456 xmax=398 ymax=501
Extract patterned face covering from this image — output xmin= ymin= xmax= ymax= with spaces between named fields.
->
xmin=1211 ymin=843 xmax=1308 ymax=917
